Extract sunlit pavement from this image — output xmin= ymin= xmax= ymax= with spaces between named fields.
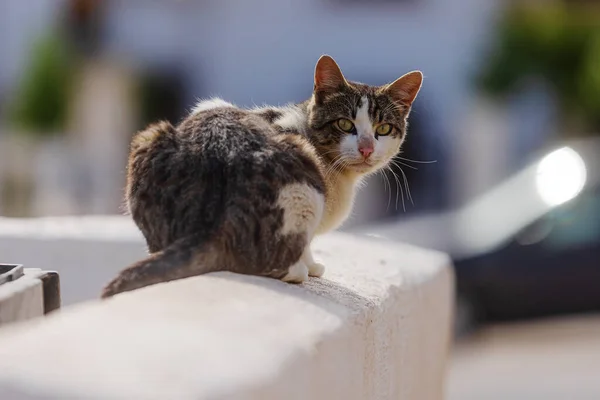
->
xmin=447 ymin=314 xmax=600 ymax=400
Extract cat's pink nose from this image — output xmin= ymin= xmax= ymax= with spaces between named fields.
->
xmin=359 ymin=146 xmax=373 ymax=159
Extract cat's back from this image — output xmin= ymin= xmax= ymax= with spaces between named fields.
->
xmin=178 ymin=106 xmax=278 ymax=156
xmin=127 ymin=104 xmax=325 ymax=252
xmin=175 ymin=105 xmax=325 ymax=188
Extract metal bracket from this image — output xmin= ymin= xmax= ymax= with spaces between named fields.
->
xmin=0 ymin=264 xmax=61 ymax=315
xmin=0 ymin=264 xmax=24 ymax=286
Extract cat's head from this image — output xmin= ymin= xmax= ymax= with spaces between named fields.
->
xmin=307 ymin=55 xmax=422 ymax=176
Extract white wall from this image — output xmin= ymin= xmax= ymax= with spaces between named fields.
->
xmin=103 ymin=0 xmax=501 ymax=143
xmin=0 ymin=216 xmax=454 ymax=400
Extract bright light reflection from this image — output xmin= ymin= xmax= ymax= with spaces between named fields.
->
xmin=536 ymin=147 xmax=587 ymax=206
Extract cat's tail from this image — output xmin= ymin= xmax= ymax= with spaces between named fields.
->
xmin=100 ymin=235 xmax=223 ymax=298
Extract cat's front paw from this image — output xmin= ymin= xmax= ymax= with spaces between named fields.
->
xmin=307 ymin=262 xmax=325 ymax=277
xmin=282 ymin=261 xmax=309 ymax=283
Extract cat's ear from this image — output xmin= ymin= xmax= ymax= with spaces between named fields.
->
xmin=383 ymin=71 xmax=423 ymax=107
xmin=314 ymin=55 xmax=347 ymax=96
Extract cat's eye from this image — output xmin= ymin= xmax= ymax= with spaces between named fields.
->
xmin=376 ymin=124 xmax=392 ymax=136
xmin=336 ymin=118 xmax=355 ymax=133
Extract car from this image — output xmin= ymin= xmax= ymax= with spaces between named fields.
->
xmin=353 ymin=138 xmax=600 ymax=331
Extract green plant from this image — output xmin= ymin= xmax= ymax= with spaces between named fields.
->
xmin=477 ymin=3 xmax=600 ymax=136
xmin=8 ymin=30 xmax=74 ymax=136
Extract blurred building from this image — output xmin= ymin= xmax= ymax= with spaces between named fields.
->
xmin=1 ymin=0 xmax=522 ymax=221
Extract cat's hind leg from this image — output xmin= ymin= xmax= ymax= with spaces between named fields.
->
xmin=282 ymin=260 xmax=309 ymax=283
xmin=276 ymin=183 xmax=325 ymax=283
xmin=302 ymin=247 xmax=325 ymax=277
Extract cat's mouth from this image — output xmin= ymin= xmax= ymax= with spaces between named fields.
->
xmin=346 ymin=160 xmax=377 ymax=173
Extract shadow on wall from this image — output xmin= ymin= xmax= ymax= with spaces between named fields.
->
xmin=219 ymin=272 xmax=377 ymax=317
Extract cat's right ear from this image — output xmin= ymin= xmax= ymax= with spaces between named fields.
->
xmin=314 ymin=55 xmax=347 ymax=99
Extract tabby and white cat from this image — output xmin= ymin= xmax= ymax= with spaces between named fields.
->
xmin=101 ymin=55 xmax=422 ymax=298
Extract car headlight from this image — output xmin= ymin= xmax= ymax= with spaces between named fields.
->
xmin=536 ymin=147 xmax=587 ymax=206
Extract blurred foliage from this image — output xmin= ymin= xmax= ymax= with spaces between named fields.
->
xmin=8 ymin=30 xmax=75 ymax=136
xmin=477 ymin=2 xmax=600 ymax=135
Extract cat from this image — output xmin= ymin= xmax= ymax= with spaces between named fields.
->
xmin=100 ymin=55 xmax=422 ymax=298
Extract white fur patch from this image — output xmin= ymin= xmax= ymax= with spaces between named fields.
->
xmin=273 ymin=105 xmax=307 ymax=134
xmin=338 ymin=95 xmax=401 ymax=168
xmin=354 ymin=96 xmax=373 ymax=137
xmin=339 ymin=134 xmax=359 ymax=160
xmin=282 ymin=260 xmax=309 ymax=283
xmin=192 ymin=98 xmax=235 ymax=114
xmin=339 ymin=96 xmax=376 ymax=162
xmin=302 ymin=247 xmax=325 ymax=277
xmin=277 ymin=183 xmax=324 ymax=237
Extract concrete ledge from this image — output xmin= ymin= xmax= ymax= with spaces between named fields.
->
xmin=0 ymin=268 xmax=43 ymax=326
xmin=0 ymin=267 xmax=60 ymax=326
xmin=0 ymin=216 xmax=147 ymax=305
xmin=0 ymin=218 xmax=453 ymax=400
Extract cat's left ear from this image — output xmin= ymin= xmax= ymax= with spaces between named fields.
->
xmin=383 ymin=71 xmax=423 ymax=107
xmin=314 ymin=55 xmax=348 ymax=96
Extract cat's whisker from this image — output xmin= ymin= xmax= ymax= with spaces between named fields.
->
xmin=320 ymin=150 xmax=344 ymax=166
xmin=387 ymin=166 xmax=405 ymax=212
xmin=389 ymin=160 xmax=416 ymax=208
xmin=320 ymin=149 xmax=340 ymax=157
xmin=325 ymin=159 xmax=339 ymax=178
xmin=396 ymin=156 xmax=437 ymax=165
xmin=385 ymin=173 xmax=392 ymax=211
xmin=393 ymin=159 xmax=418 ymax=171
xmin=380 ymin=170 xmax=388 ymax=193
xmin=333 ymin=158 xmax=349 ymax=176
xmin=392 ymin=168 xmax=404 ymax=212
xmin=379 ymin=170 xmax=392 ymax=211
xmin=324 ymin=156 xmax=346 ymax=181
xmin=324 ymin=162 xmax=339 ymax=182
xmin=330 ymin=156 xmax=346 ymax=173
xmin=397 ymin=164 xmax=414 ymax=206
xmin=323 ymin=153 xmax=342 ymax=171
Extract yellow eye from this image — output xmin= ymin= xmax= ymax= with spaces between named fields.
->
xmin=336 ymin=118 xmax=355 ymax=133
xmin=376 ymin=124 xmax=392 ymax=136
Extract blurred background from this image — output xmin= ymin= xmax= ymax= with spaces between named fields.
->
xmin=1 ymin=0 xmax=599 ymax=398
